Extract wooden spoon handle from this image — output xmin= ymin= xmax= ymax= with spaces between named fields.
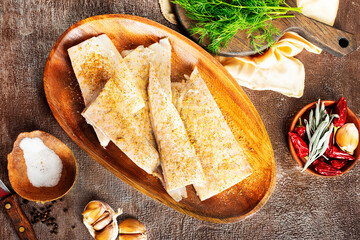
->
xmin=1 ymin=194 xmax=38 ymax=240
xmin=274 ymin=12 xmax=357 ymax=57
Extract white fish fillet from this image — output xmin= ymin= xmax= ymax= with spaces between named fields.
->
xmin=171 ymin=82 xmax=185 ymax=110
xmin=82 ymin=69 xmax=159 ymax=174
xmin=177 ymin=67 xmax=253 ymax=201
xmin=124 ymin=41 xmax=191 ymax=201
xmin=121 ymin=45 xmax=156 ymax=148
xmin=68 ymin=34 xmax=123 ymax=147
xmin=149 ymin=38 xmax=172 ymax=100
xmin=120 ymin=40 xmax=173 ymax=149
xmin=148 ymin=63 xmax=205 ymax=193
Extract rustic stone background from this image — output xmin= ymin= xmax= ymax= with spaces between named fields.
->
xmin=0 ymin=0 xmax=359 ymax=239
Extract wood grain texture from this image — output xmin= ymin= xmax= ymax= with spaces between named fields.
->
xmin=1 ymin=194 xmax=38 ymax=240
xmin=43 ymin=14 xmax=275 ymax=223
xmin=0 ymin=0 xmax=359 ymax=239
xmin=174 ymin=0 xmax=357 ymax=57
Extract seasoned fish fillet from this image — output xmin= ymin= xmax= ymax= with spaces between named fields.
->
xmin=148 ymin=63 xmax=205 ymax=192
xmin=82 ymin=66 xmax=160 ymax=175
xmin=124 ymin=41 xmax=191 ymax=201
xmin=68 ymin=34 xmax=123 ymax=147
xmin=149 ymin=38 xmax=172 ymax=100
xmin=121 ymin=45 xmax=156 ymax=148
xmin=177 ymin=67 xmax=252 ymax=201
xmin=120 ymin=40 xmax=173 ymax=149
xmin=171 ymin=82 xmax=185 ymax=110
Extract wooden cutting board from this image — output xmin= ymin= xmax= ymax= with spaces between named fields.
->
xmin=43 ymin=14 xmax=276 ymax=223
xmin=174 ymin=1 xmax=357 ymax=57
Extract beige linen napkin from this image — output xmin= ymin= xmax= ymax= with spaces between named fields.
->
xmin=216 ymin=32 xmax=322 ymax=97
xmin=159 ymin=0 xmax=339 ymax=98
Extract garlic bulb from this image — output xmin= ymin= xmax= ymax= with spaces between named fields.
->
xmin=336 ymin=123 xmax=359 ymax=155
xmin=83 ymin=200 xmax=122 ymax=240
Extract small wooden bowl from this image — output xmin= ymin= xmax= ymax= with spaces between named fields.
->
xmin=289 ymin=100 xmax=360 ymax=177
xmin=8 ymin=130 xmax=77 ymax=202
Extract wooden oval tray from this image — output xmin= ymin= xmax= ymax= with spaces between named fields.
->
xmin=43 ymin=14 xmax=276 ymax=223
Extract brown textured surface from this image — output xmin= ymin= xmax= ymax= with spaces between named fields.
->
xmin=0 ymin=0 xmax=359 ymax=239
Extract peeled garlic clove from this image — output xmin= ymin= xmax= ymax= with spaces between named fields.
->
xmin=118 ymin=234 xmax=147 ymax=240
xmin=83 ymin=201 xmax=106 ymax=225
xmin=118 ymin=218 xmax=146 ymax=234
xmin=93 ymin=212 xmax=112 ymax=231
xmin=336 ymin=123 xmax=359 ymax=155
xmin=95 ymin=220 xmax=118 ymax=240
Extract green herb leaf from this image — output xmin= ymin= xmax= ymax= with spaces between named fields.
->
xmin=173 ymin=0 xmax=302 ymax=53
xmin=302 ymin=100 xmax=336 ymax=172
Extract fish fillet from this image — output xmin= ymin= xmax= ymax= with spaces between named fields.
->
xmin=121 ymin=45 xmax=156 ymax=148
xmin=120 ymin=40 xmax=173 ymax=149
xmin=82 ymin=65 xmax=160 ymax=174
xmin=124 ymin=41 xmax=192 ymax=201
xmin=177 ymin=67 xmax=253 ymax=201
xmin=171 ymin=82 xmax=185 ymax=109
xmin=148 ymin=63 xmax=205 ymax=193
xmin=68 ymin=34 xmax=123 ymax=147
xmin=148 ymin=38 xmax=172 ymax=100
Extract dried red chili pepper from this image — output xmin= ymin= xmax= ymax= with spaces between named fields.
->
xmin=330 ymin=159 xmax=348 ymax=169
xmin=327 ymin=145 xmax=355 ymax=160
xmin=289 ymin=132 xmax=309 ymax=158
xmin=314 ymin=161 xmax=343 ymax=176
xmin=325 ymin=132 xmax=333 ymax=156
xmin=333 ymin=97 xmax=347 ymax=127
xmin=311 ymin=157 xmax=325 ymax=167
xmin=295 ymin=118 xmax=306 ymax=139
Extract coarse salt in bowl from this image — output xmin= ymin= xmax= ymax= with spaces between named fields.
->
xmin=8 ymin=130 xmax=77 ymax=202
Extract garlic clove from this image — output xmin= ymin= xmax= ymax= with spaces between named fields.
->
xmin=336 ymin=123 xmax=359 ymax=155
xmin=118 ymin=218 xmax=146 ymax=235
xmin=118 ymin=234 xmax=147 ymax=240
xmin=95 ymin=220 xmax=118 ymax=240
xmin=83 ymin=201 xmax=107 ymax=225
xmin=82 ymin=200 xmax=123 ymax=240
xmin=93 ymin=212 xmax=112 ymax=231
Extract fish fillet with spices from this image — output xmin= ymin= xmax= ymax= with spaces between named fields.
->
xmin=82 ymin=62 xmax=160 ymax=175
xmin=177 ymin=67 xmax=253 ymax=201
xmin=148 ymin=63 xmax=205 ymax=200
xmin=68 ymin=34 xmax=123 ymax=147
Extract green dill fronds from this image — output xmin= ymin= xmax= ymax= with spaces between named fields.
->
xmin=173 ymin=0 xmax=302 ymax=54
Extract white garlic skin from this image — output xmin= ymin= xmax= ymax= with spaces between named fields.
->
xmin=336 ymin=123 xmax=359 ymax=155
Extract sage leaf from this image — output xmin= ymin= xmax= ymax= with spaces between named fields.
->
xmin=302 ymin=100 xmax=335 ymax=172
